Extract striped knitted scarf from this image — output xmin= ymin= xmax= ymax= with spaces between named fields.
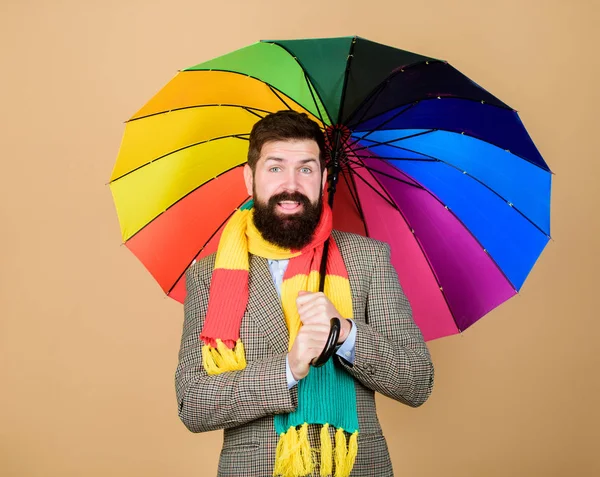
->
xmin=200 ymin=201 xmax=359 ymax=477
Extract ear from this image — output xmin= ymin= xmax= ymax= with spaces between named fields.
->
xmin=243 ymin=164 xmax=253 ymax=197
xmin=321 ymin=166 xmax=328 ymax=191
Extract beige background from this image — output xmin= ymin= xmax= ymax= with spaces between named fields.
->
xmin=1 ymin=0 xmax=598 ymax=476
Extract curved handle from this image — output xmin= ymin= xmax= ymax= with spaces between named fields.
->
xmin=311 ymin=317 xmax=341 ymax=367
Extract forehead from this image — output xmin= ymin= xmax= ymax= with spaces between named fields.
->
xmin=258 ymin=139 xmax=320 ymax=164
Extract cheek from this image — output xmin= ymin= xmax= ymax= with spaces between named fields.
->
xmin=307 ymin=177 xmax=324 ymax=199
xmin=253 ymin=178 xmax=278 ymax=200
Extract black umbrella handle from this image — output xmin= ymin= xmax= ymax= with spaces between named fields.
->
xmin=310 ymin=238 xmax=341 ymax=367
xmin=311 ymin=317 xmax=341 ymax=367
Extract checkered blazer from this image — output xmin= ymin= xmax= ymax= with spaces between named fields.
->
xmin=175 ymin=230 xmax=434 ymax=476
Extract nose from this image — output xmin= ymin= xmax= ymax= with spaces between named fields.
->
xmin=281 ymin=169 xmax=300 ymax=192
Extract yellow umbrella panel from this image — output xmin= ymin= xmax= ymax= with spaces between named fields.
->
xmin=110 ymin=68 xmax=325 ymax=299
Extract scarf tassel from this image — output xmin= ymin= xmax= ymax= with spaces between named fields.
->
xmin=333 ymin=427 xmax=358 ymax=477
xmin=202 ymin=339 xmax=246 ymax=375
xmin=320 ymin=424 xmax=333 ymax=476
xmin=273 ymin=424 xmax=358 ymax=477
xmin=273 ymin=424 xmax=313 ymax=477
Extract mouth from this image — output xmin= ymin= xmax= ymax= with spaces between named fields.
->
xmin=276 ymin=200 xmax=303 ymax=213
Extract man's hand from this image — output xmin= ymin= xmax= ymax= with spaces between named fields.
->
xmin=287 ymin=291 xmax=351 ymax=380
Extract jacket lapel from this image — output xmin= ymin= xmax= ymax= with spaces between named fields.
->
xmin=332 ymin=230 xmax=363 ymax=321
xmin=246 ymin=254 xmax=290 ymax=354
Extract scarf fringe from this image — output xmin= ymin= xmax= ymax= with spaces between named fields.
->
xmin=273 ymin=424 xmax=358 ymax=477
xmin=202 ymin=339 xmax=246 ymax=375
xmin=334 ymin=428 xmax=358 ymax=477
xmin=273 ymin=424 xmax=314 ymax=477
xmin=320 ymin=424 xmax=333 ymax=476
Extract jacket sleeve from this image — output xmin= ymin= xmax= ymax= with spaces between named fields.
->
xmin=175 ymin=263 xmax=297 ymax=433
xmin=337 ymin=242 xmax=434 ymax=407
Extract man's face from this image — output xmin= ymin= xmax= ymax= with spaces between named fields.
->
xmin=243 ymin=139 xmax=328 ymax=249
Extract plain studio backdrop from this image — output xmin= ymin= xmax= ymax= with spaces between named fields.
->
xmin=1 ymin=0 xmax=598 ymax=476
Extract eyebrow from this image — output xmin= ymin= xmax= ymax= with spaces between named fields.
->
xmin=263 ymin=157 xmax=318 ymax=165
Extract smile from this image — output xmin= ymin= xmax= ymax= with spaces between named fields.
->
xmin=277 ymin=201 xmax=302 ymax=212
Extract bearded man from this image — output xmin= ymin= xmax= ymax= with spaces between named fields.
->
xmin=175 ymin=110 xmax=434 ymax=477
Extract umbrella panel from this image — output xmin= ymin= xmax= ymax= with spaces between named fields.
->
xmin=126 ymin=167 xmax=249 ymax=295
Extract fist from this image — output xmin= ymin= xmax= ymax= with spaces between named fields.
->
xmin=287 ymin=292 xmax=351 ymax=380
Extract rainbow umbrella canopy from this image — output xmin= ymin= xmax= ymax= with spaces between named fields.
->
xmin=109 ymin=36 xmax=552 ymax=342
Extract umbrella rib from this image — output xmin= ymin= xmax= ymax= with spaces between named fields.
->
xmin=242 ymin=107 xmax=269 ymax=120
xmin=351 ymin=155 xmax=521 ymax=333
xmin=265 ymin=83 xmax=326 ymax=128
xmin=127 ymin=103 xmax=273 ymax=123
xmin=178 ymin=69 xmax=327 ymax=124
xmin=264 ymin=40 xmax=333 ymax=124
xmin=351 ymin=96 xmax=521 ymax=129
xmin=110 ymin=134 xmax=249 ymax=183
xmin=342 ymin=59 xmax=442 ymax=125
xmin=124 ymin=164 xmax=246 ymax=243
xmin=350 ymin=98 xmax=552 ymax=173
xmin=346 ymin=154 xmax=437 ymax=162
xmin=343 ymin=60 xmax=513 ymax=126
xmin=346 ymin=158 xmax=516 ymax=332
xmin=349 ymin=97 xmax=489 ymax=132
xmin=344 ymin=80 xmax=387 ymax=127
xmin=349 ymin=156 xmax=521 ymax=292
xmin=303 ymin=71 xmax=326 ymax=126
xmin=266 ymin=84 xmax=294 ymax=111
xmin=337 ymin=36 xmax=358 ymax=125
xmin=354 ymin=101 xmax=420 ymax=143
xmin=348 ymin=155 xmax=460 ymax=332
xmin=350 ymin=129 xmax=438 ymax=154
xmin=167 ymin=195 xmax=251 ymax=296
xmin=345 ymin=156 xmax=425 ymax=189
xmin=352 ymin=138 xmax=525 ymax=331
xmin=343 ymin=160 xmax=400 ymax=210
xmin=338 ymin=162 xmax=369 ymax=235
xmin=347 ymin=148 xmax=551 ymax=237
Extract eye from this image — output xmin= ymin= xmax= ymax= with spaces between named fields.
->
xmin=269 ymin=166 xmax=281 ymax=172
xmin=300 ymin=167 xmax=312 ymax=174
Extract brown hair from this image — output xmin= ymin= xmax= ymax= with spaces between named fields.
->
xmin=247 ymin=110 xmax=327 ymax=172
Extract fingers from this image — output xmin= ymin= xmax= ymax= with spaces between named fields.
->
xmin=296 ymin=292 xmax=332 ymax=319
xmin=296 ymin=291 xmax=321 ymax=306
xmin=297 ymin=323 xmax=330 ymax=341
xmin=298 ymin=303 xmax=329 ymax=324
xmin=288 ymin=324 xmax=331 ymax=380
xmin=291 ymin=325 xmax=330 ymax=357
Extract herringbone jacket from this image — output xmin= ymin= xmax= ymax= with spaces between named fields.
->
xmin=175 ymin=230 xmax=434 ymax=476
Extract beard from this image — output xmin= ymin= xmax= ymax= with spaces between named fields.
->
xmin=252 ymin=190 xmax=322 ymax=250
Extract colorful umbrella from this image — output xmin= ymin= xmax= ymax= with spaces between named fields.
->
xmin=109 ymin=36 xmax=552 ymax=342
